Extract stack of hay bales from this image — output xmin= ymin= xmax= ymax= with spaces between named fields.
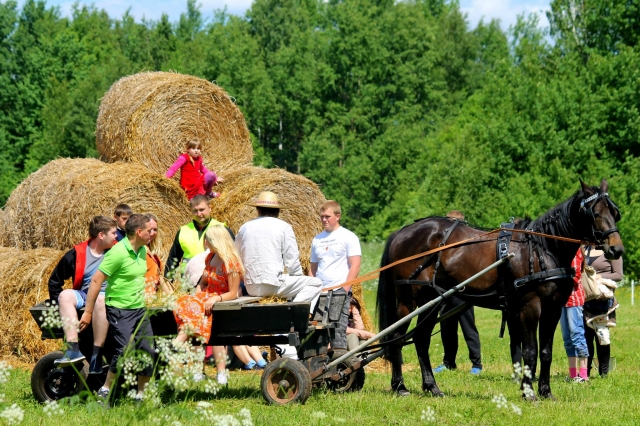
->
xmin=0 ymin=248 xmax=65 ymax=363
xmin=0 ymin=71 xmax=375 ymax=366
xmin=96 ymin=71 xmax=253 ymax=175
xmin=2 ymin=158 xmax=191 ymax=262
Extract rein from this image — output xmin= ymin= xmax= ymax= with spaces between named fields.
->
xmin=321 ymin=228 xmax=587 ymax=293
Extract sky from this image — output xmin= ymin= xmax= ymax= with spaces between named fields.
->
xmin=20 ymin=0 xmax=551 ymax=30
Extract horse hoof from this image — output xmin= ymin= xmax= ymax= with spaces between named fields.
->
xmin=393 ymin=383 xmax=410 ymax=397
xmin=431 ymin=391 xmax=445 ymax=398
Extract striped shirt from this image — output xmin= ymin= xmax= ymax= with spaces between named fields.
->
xmin=566 ymin=249 xmax=585 ymax=307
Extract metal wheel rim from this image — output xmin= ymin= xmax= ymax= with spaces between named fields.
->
xmin=331 ymin=361 xmax=355 ymax=392
xmin=266 ymin=367 xmax=299 ymax=403
xmin=44 ymin=367 xmax=79 ymax=398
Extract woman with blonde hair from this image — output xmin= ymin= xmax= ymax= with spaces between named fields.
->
xmin=173 ymin=224 xmax=244 ymax=384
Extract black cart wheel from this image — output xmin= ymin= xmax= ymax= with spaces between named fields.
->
xmin=261 ymin=358 xmax=312 ymax=405
xmin=328 ymin=356 xmax=366 ymax=392
xmin=31 ymin=351 xmax=88 ymax=403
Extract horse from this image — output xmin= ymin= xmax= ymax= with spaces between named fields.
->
xmin=376 ymin=179 xmax=623 ymax=400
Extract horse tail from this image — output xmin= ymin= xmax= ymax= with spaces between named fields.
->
xmin=376 ymin=231 xmax=398 ymax=359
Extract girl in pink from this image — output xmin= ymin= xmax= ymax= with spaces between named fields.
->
xmin=165 ymin=139 xmax=222 ymax=199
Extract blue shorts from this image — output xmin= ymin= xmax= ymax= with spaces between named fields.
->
xmin=72 ymin=290 xmax=105 ymax=309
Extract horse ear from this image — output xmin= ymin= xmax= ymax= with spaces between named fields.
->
xmin=600 ymin=178 xmax=609 ymax=192
xmin=580 ymin=179 xmax=593 ymax=194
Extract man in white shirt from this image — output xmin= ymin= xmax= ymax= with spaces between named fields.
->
xmin=236 ymin=191 xmax=322 ymax=312
xmin=309 ymin=200 xmax=361 ymax=349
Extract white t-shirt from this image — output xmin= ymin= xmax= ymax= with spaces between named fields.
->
xmin=310 ymin=226 xmax=361 ymax=289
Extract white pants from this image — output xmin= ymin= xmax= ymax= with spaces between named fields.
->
xmin=246 ymin=275 xmax=322 ymax=313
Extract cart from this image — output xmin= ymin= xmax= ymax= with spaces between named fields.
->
xmin=29 ymin=256 xmax=510 ymax=405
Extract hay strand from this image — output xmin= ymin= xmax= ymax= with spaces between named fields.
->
xmin=210 ymin=166 xmax=326 ymax=272
xmin=96 ymin=71 xmax=253 ymax=175
xmin=2 ymin=158 xmax=191 ymax=262
xmin=0 ymin=248 xmax=65 ymax=363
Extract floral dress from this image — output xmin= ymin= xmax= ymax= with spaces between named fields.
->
xmin=174 ymin=253 xmax=236 ymax=342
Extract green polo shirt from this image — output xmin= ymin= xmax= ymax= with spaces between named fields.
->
xmin=99 ymin=238 xmax=147 ymax=309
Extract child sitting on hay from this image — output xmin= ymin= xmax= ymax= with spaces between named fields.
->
xmin=165 ymin=139 xmax=223 ymax=199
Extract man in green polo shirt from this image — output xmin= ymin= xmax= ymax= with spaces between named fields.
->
xmin=164 ymin=194 xmax=225 ymax=280
xmin=79 ymin=214 xmax=153 ymax=404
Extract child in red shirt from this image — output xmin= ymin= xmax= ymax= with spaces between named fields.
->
xmin=165 ymin=139 xmax=223 ymax=199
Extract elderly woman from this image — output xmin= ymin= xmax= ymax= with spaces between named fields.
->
xmin=173 ymin=224 xmax=244 ymax=385
xmin=583 ymin=247 xmax=623 ymax=378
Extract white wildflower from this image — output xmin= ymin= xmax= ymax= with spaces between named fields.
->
xmin=510 ymin=403 xmax=522 ymax=416
xmin=420 ymin=407 xmax=436 ymax=422
xmin=38 ymin=303 xmax=64 ymax=330
xmin=334 ymin=418 xmax=346 ymax=423
xmin=0 ymin=404 xmax=24 ymax=425
xmin=0 ymin=361 xmax=12 ymax=384
xmin=311 ymin=411 xmax=327 ymax=419
xmin=43 ymin=400 xmax=64 ymax=417
xmin=155 ymin=338 xmax=206 ymax=391
xmin=492 ymin=394 xmax=508 ymax=409
xmin=238 ymin=408 xmax=253 ymax=426
xmin=523 ymin=365 xmax=532 ymax=379
xmin=522 ymin=383 xmax=535 ymax=399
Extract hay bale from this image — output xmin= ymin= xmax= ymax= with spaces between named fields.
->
xmin=96 ymin=71 xmax=253 ymax=175
xmin=210 ymin=166 xmax=326 ymax=273
xmin=2 ymin=158 xmax=191 ymax=262
xmin=0 ymin=248 xmax=65 ymax=363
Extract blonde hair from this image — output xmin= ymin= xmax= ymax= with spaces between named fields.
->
xmin=204 ymin=225 xmax=244 ymax=277
xmin=145 ymin=213 xmax=159 ymax=252
xmin=186 ymin=139 xmax=202 ymax=150
xmin=320 ymin=200 xmax=341 ymax=216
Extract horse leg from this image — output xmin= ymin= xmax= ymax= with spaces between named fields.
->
xmin=389 ymin=321 xmax=412 ymax=396
xmin=519 ymin=303 xmax=541 ymax=401
xmin=537 ymin=301 xmax=563 ymax=399
xmin=507 ymin=315 xmax=523 ymax=369
xmin=414 ymin=311 xmax=444 ymax=397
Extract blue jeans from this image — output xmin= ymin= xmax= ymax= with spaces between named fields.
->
xmin=560 ymin=306 xmax=589 ymax=358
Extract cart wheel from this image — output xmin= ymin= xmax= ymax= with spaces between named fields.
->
xmin=261 ymin=358 xmax=312 ymax=405
xmin=328 ymin=355 xmax=365 ymax=392
xmin=31 ymin=351 xmax=88 ymax=403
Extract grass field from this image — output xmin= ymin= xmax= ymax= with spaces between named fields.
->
xmin=2 ymin=242 xmax=640 ymax=425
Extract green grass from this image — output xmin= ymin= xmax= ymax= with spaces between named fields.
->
xmin=3 ymin=244 xmax=640 ymax=424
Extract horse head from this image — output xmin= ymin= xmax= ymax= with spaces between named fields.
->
xmin=579 ymin=179 xmax=624 ymax=259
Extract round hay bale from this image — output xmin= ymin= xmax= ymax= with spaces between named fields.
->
xmin=210 ymin=166 xmax=326 ymax=273
xmin=2 ymin=158 xmax=191 ymax=262
xmin=0 ymin=247 xmax=65 ymax=363
xmin=96 ymin=71 xmax=253 ymax=175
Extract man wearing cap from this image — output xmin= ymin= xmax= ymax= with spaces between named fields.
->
xmin=164 ymin=194 xmax=225 ymax=281
xmin=309 ymin=200 xmax=361 ymax=350
xmin=235 ymin=191 xmax=322 ymax=311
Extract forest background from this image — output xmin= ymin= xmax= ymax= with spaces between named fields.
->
xmin=2 ymin=0 xmax=640 ymax=275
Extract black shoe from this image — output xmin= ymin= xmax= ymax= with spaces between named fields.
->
xmin=54 ymin=350 xmax=85 ymax=366
xmin=89 ymin=354 xmax=103 ymax=375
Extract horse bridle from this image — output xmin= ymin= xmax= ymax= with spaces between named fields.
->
xmin=579 ymin=191 xmax=620 ymax=246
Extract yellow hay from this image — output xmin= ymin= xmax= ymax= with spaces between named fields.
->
xmin=96 ymin=71 xmax=253 ymax=175
xmin=2 ymin=158 xmax=191 ymax=262
xmin=0 ymin=248 xmax=65 ymax=363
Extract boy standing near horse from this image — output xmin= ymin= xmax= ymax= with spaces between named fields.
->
xmin=309 ymin=200 xmax=361 ymax=350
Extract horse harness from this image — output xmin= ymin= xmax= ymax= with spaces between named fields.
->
xmin=392 ymin=219 xmax=575 ymax=338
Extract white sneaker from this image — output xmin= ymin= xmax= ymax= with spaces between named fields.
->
xmin=217 ymin=373 xmax=228 ymax=385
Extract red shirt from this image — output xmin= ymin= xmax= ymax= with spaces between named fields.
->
xmin=566 ymin=249 xmax=585 ymax=307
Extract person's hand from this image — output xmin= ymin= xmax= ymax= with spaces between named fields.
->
xmin=78 ymin=312 xmax=92 ymax=332
xmin=204 ymin=296 xmax=217 ymax=316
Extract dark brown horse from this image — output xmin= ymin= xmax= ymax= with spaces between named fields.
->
xmin=376 ymin=179 xmax=623 ymax=399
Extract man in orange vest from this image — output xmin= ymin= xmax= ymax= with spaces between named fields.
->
xmin=48 ymin=216 xmax=118 ymax=373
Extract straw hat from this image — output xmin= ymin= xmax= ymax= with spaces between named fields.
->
xmin=248 ymin=191 xmax=287 ymax=209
